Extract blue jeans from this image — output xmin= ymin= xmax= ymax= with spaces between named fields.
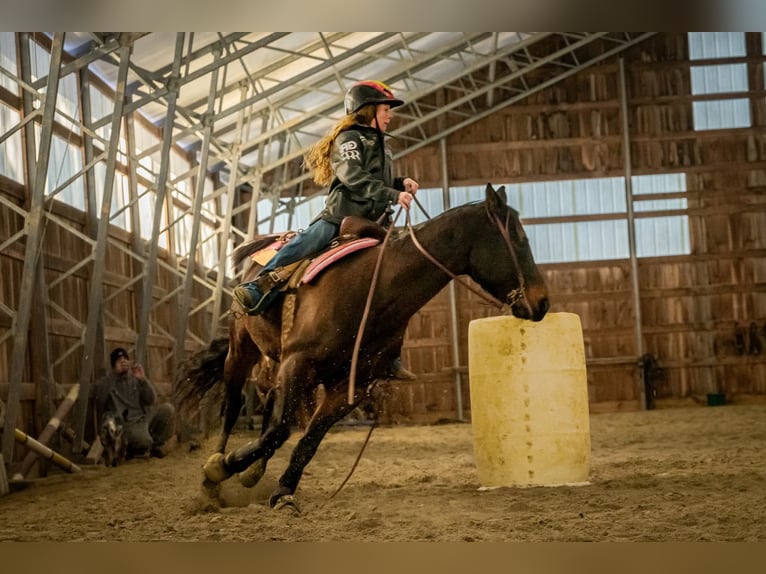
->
xmin=261 ymin=219 xmax=339 ymax=274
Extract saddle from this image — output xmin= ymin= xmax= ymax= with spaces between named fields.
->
xmin=248 ymin=216 xmax=384 ymax=293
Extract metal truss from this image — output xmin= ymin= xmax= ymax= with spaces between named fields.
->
xmin=0 ymin=31 xmax=656 ymax=456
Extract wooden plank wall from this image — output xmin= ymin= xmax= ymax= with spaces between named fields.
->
xmin=388 ymin=32 xmax=766 ymax=420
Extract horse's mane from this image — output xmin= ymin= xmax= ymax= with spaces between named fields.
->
xmin=231 ymin=234 xmax=281 ymax=268
xmin=389 ymin=200 xmax=483 ymax=246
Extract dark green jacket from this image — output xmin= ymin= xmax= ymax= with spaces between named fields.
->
xmin=317 ymin=124 xmax=406 ymax=225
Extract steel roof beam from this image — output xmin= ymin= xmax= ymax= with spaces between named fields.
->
xmin=181 ymin=32 xmax=353 ymax=113
xmin=232 ymin=32 xmax=545 ymax=187
xmin=227 ymin=32 xmax=501 ymax=175
xmin=30 ymin=33 xmax=149 ymax=90
xmin=71 ymin=37 xmax=133 ymax=453
xmin=92 ymin=33 xmax=290 ymax=129
xmin=270 ymin=33 xmax=654 ymax=194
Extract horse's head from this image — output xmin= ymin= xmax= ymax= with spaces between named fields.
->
xmin=467 ymin=183 xmax=549 ymax=322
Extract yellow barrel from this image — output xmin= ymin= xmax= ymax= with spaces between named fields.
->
xmin=468 ymin=312 xmax=590 ymax=487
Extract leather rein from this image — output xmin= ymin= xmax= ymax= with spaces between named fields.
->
xmin=335 ymin=196 xmax=530 ymax=501
xmin=405 ymin=198 xmax=530 ymax=314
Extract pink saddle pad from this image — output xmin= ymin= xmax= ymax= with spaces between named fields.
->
xmin=301 ymin=237 xmax=380 ymax=284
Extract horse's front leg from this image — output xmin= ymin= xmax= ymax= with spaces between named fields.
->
xmin=234 ymin=387 xmax=277 ymax=488
xmin=269 ymin=381 xmax=364 ymax=508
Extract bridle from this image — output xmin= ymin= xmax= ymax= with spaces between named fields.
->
xmin=405 ymin=197 xmax=531 ymax=315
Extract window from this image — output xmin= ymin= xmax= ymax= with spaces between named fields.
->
xmin=763 ymin=32 xmax=766 ymax=92
xmin=90 ymin=86 xmax=127 ymax=154
xmin=231 ymin=175 xmax=690 ymax=265
xmin=26 ymin=40 xmax=81 ymax=135
xmin=199 ymin=221 xmax=217 ymax=269
xmin=0 ymin=102 xmax=24 ymax=182
xmin=632 ymin=173 xmax=690 ymax=257
xmin=199 ymin=177 xmax=219 ymax=269
xmin=172 ymin=204 xmax=193 ymax=257
xmin=93 ymin=162 xmax=131 ymax=230
xmin=407 ymin=188 xmax=444 ymax=225
xmin=688 ymin=32 xmax=751 ymax=130
xmin=134 ymin=121 xmax=162 ymax=182
xmin=43 ymin=131 xmax=85 ymax=210
xmin=0 ymin=32 xmax=17 ymax=94
xmin=481 ymin=178 xmax=629 ymax=263
xmin=450 ymin=175 xmax=690 ymax=264
xmin=256 ymin=196 xmax=290 ymax=235
xmin=137 ymin=183 xmax=168 ymax=249
xmin=256 ymin=194 xmax=327 ymax=235
xmin=54 ymin=72 xmax=81 ymax=135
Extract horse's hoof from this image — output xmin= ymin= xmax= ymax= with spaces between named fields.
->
xmin=268 ymin=485 xmax=295 ymax=509
xmin=202 ymin=453 xmax=232 ymax=484
xmin=200 ymin=478 xmax=221 ymax=502
xmin=238 ymin=459 xmax=266 ymax=488
xmin=272 ymin=494 xmax=301 ymax=515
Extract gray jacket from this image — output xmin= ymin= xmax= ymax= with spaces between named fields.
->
xmin=93 ymin=372 xmax=156 ymax=424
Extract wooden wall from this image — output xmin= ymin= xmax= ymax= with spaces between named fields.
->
xmin=388 ymin=32 xmax=766 ymax=420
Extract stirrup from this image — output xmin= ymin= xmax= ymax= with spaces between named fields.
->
xmin=241 ymin=288 xmax=280 ymax=316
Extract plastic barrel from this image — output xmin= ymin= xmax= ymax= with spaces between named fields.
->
xmin=468 ymin=312 xmax=591 ymax=487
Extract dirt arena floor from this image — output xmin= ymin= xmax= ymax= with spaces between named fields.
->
xmin=1 ymin=404 xmax=765 ymax=542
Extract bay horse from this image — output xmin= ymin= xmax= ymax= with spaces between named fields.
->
xmin=174 ymin=183 xmax=549 ymax=508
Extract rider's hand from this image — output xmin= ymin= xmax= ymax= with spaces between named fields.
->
xmin=403 ymin=177 xmax=419 ymax=195
xmin=397 ymin=191 xmax=414 ymax=210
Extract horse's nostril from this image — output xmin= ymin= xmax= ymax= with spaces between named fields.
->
xmin=538 ymin=297 xmax=550 ymax=319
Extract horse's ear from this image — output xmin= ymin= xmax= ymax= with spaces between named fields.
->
xmin=485 ymin=183 xmax=508 ymax=212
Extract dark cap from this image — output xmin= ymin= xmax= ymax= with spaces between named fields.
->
xmin=110 ymin=347 xmax=130 ymax=368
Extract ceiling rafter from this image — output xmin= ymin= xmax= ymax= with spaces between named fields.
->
xmin=21 ymin=32 xmax=655 ymax=207
xmin=270 ymin=32 xmax=655 ymax=197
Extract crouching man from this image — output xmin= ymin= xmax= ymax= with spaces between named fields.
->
xmin=93 ymin=347 xmax=175 ymax=459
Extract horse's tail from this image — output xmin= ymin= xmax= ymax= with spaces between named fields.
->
xmin=172 ymin=336 xmax=230 ymax=417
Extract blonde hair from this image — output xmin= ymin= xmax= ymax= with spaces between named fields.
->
xmin=304 ymin=105 xmax=376 ymax=186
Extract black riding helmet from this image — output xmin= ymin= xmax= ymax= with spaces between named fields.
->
xmin=344 ymin=80 xmax=404 ymax=115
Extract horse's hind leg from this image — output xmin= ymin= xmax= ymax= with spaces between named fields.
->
xmin=270 ymin=383 xmax=363 ymax=507
xmin=217 ymin=335 xmax=260 ymax=453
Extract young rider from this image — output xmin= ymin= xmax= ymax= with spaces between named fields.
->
xmin=233 ymin=80 xmax=418 ymax=379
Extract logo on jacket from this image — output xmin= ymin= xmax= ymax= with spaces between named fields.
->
xmin=339 ymin=140 xmax=361 ymax=161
